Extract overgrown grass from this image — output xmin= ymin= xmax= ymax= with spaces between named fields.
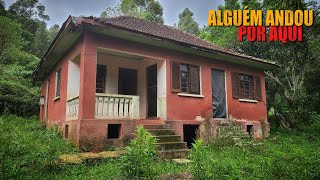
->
xmin=1 ymin=115 xmax=319 ymax=179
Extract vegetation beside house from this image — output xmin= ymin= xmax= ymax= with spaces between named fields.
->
xmin=1 ymin=115 xmax=320 ymax=179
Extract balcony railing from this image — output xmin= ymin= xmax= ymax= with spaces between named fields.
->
xmin=66 ymin=96 xmax=79 ymax=120
xmin=95 ymin=93 xmax=139 ymax=119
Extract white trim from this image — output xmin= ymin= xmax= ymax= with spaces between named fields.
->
xmin=45 ymin=80 xmax=50 ymax=123
xmin=97 ymin=47 xmax=165 ymax=61
xmin=53 ymin=96 xmax=60 ymax=101
xmin=178 ymin=93 xmax=204 ymax=98
xmin=54 ymin=69 xmax=61 ymax=99
xmin=239 ymin=99 xmax=258 ymax=103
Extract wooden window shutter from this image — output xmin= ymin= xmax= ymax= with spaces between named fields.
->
xmin=189 ymin=65 xmax=200 ymax=94
xmin=231 ymin=72 xmax=240 ymax=99
xmin=171 ymin=61 xmax=181 ymax=93
xmin=254 ymin=76 xmax=262 ymax=101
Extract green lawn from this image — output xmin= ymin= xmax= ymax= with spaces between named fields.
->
xmin=1 ymin=115 xmax=319 ymax=179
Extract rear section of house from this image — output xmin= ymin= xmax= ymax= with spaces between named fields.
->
xmin=34 ymin=16 xmax=277 ymax=151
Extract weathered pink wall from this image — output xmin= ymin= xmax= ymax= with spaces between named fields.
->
xmin=165 ymin=56 xmax=267 ymax=122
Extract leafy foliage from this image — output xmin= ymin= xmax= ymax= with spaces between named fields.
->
xmin=120 ymin=126 xmax=158 ymax=179
xmin=0 ymin=115 xmax=76 ymax=179
xmin=0 ymin=1 xmax=57 ymax=116
xmin=190 ymin=139 xmax=207 ymax=180
xmin=177 ymin=8 xmax=200 ymax=35
xmin=100 ymin=0 xmax=164 ymax=24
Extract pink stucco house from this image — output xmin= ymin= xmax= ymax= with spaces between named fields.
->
xmin=33 ymin=16 xmax=277 ymax=152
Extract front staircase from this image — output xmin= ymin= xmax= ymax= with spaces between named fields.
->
xmin=138 ymin=121 xmax=190 ymax=159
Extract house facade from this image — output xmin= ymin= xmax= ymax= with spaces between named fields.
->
xmin=33 ymin=16 xmax=277 ymax=151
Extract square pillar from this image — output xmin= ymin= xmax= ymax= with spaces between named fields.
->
xmin=78 ymin=31 xmax=97 ymax=120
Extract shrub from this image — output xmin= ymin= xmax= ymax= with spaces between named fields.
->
xmin=190 ymin=139 xmax=208 ymax=180
xmin=120 ymin=126 xmax=158 ymax=179
xmin=0 ymin=115 xmax=76 ymax=179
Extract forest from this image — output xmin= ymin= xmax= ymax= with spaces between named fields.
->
xmin=0 ymin=0 xmax=319 ymax=179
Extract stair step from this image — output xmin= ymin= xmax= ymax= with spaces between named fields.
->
xmin=154 ymin=135 xmax=181 ymax=143
xmin=136 ymin=120 xmax=165 ymax=125
xmin=158 ymin=149 xmax=191 ymax=159
xmin=148 ymin=129 xmax=175 ymax=136
xmin=155 ymin=142 xmax=187 ymax=150
xmin=143 ymin=124 xmax=170 ymax=130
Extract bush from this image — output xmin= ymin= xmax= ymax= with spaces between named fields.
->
xmin=0 ymin=115 xmax=76 ymax=179
xmin=120 ymin=126 xmax=158 ymax=179
xmin=190 ymin=139 xmax=208 ymax=180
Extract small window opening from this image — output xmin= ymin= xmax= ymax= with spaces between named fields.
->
xmin=183 ymin=125 xmax=199 ymax=148
xmin=65 ymin=125 xmax=69 ymax=138
xmin=247 ymin=125 xmax=253 ymax=135
xmin=108 ymin=124 xmax=121 ymax=139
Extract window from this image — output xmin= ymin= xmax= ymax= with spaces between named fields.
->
xmin=239 ymin=74 xmax=254 ymax=99
xmin=96 ymin=65 xmax=106 ymax=93
xmin=180 ymin=64 xmax=189 ymax=93
xmin=231 ymin=72 xmax=262 ymax=101
xmin=55 ymin=69 xmax=61 ymax=98
xmin=171 ymin=61 xmax=200 ymax=95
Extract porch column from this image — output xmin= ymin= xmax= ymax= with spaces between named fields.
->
xmin=78 ymin=32 xmax=97 ymax=120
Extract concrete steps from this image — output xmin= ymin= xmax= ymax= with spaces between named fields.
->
xmin=155 ymin=142 xmax=187 ymax=150
xmin=158 ymin=149 xmax=191 ymax=159
xmin=154 ymin=135 xmax=181 ymax=143
xmin=140 ymin=123 xmax=190 ymax=159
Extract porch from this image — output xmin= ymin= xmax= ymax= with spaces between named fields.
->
xmin=65 ymin=48 xmax=167 ymax=121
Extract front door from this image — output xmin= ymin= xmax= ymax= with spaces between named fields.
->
xmin=118 ymin=68 xmax=137 ymax=95
xmin=147 ymin=64 xmax=157 ymax=118
xmin=211 ymin=69 xmax=227 ymax=118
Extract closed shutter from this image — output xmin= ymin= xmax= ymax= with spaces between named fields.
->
xmin=254 ymin=76 xmax=262 ymax=101
xmin=171 ymin=61 xmax=181 ymax=92
xmin=231 ymin=72 xmax=240 ymax=99
xmin=189 ymin=65 xmax=200 ymax=94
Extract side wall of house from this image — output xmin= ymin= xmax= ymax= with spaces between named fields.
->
xmin=39 ymin=40 xmax=82 ymax=144
xmin=166 ymin=57 xmax=267 ymax=122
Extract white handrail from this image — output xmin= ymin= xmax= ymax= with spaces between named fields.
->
xmin=95 ymin=93 xmax=139 ymax=120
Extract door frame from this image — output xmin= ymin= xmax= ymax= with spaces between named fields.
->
xmin=211 ymin=68 xmax=228 ymax=120
xmin=146 ymin=64 xmax=158 ymax=118
xmin=44 ymin=80 xmax=50 ymax=124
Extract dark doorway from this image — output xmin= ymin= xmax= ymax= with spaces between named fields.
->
xmin=65 ymin=125 xmax=69 ymax=138
xmin=147 ymin=64 xmax=157 ymax=118
xmin=211 ymin=69 xmax=227 ymax=118
xmin=118 ymin=68 xmax=137 ymax=95
xmin=183 ymin=125 xmax=199 ymax=148
xmin=96 ymin=64 xmax=107 ymax=93
xmin=247 ymin=125 xmax=254 ymax=135
xmin=108 ymin=124 xmax=121 ymax=139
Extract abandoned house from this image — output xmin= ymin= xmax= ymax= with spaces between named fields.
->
xmin=32 ymin=16 xmax=277 ymax=154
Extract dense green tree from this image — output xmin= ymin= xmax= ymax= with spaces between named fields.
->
xmin=100 ymin=0 xmax=164 ymax=24
xmin=8 ymin=0 xmax=49 ymax=21
xmin=31 ymin=21 xmax=50 ymax=58
xmin=177 ymin=8 xmax=200 ymax=35
xmin=48 ymin=24 xmax=60 ymax=42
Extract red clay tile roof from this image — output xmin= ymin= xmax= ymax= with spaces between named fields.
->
xmin=78 ymin=16 xmax=276 ymax=66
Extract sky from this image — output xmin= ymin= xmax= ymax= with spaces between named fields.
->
xmin=3 ymin=0 xmax=320 ymax=28
xmin=3 ymin=0 xmax=224 ymax=28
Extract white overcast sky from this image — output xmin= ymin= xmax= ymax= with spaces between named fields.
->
xmin=3 ymin=0 xmax=320 ymax=28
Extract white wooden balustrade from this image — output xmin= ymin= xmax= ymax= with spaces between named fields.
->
xmin=66 ymin=96 xmax=79 ymax=120
xmin=95 ymin=93 xmax=139 ymax=119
